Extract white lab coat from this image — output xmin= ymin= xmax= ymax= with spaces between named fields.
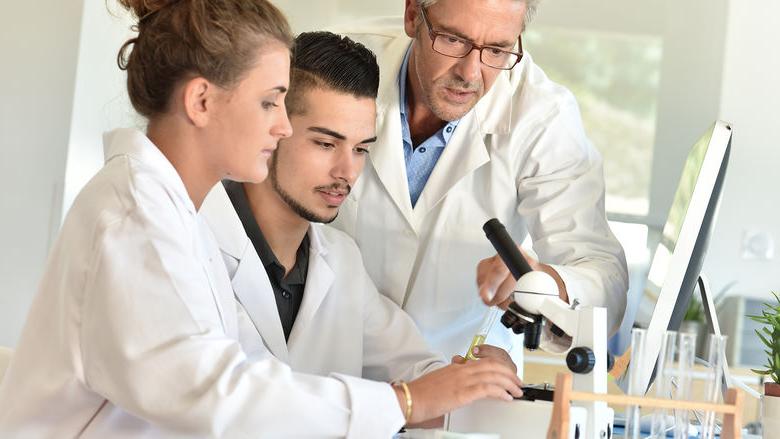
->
xmin=0 ymin=129 xmax=405 ymax=438
xmin=199 ymin=183 xmax=446 ymax=381
xmin=332 ymin=18 xmax=629 ymax=359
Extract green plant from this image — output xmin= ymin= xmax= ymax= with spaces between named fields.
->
xmin=748 ymin=292 xmax=780 ymax=384
xmin=684 ymin=297 xmax=705 ymax=322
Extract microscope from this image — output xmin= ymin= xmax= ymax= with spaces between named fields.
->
xmin=447 ymin=219 xmax=614 ymax=439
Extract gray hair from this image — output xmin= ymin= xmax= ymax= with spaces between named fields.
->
xmin=417 ymin=0 xmax=540 ymax=30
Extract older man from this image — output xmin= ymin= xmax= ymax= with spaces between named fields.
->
xmin=332 ymin=0 xmax=629 ymax=362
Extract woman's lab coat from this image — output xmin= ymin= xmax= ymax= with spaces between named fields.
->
xmin=0 ymin=129 xmax=405 ymax=438
xmin=199 ymin=184 xmax=445 ymax=381
xmin=332 ymin=18 xmax=629 ymax=359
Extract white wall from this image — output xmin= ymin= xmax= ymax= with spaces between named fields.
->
xmin=0 ymin=1 xmax=85 ymax=347
xmin=64 ymin=3 xmax=139 ymax=214
xmin=706 ymin=0 xmax=780 ymax=300
xmin=275 ymin=0 xmax=402 ymax=32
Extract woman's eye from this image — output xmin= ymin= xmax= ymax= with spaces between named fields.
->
xmin=262 ymin=101 xmax=279 ymax=110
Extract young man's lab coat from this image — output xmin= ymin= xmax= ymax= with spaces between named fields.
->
xmin=199 ymin=184 xmax=446 ymax=381
xmin=332 ymin=18 xmax=629 ymax=360
xmin=0 ymin=129 xmax=408 ymax=438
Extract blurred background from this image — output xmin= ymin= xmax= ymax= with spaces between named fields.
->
xmin=1 ymin=0 xmax=777 ymax=373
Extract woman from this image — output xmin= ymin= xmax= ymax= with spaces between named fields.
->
xmin=0 ymin=1 xmax=521 ymax=437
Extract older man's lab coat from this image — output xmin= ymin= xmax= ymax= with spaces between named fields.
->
xmin=332 ymin=18 xmax=629 ymax=359
xmin=199 ymin=183 xmax=446 ymax=381
xmin=0 ymin=129 xmax=405 ymax=438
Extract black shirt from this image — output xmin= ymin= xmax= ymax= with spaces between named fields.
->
xmin=223 ymin=181 xmax=309 ymax=341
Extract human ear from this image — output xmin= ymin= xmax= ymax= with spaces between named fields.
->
xmin=403 ymin=0 xmax=419 ymax=38
xmin=182 ymin=77 xmax=213 ymax=128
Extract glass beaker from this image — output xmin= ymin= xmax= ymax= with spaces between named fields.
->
xmin=673 ymin=332 xmax=696 ymax=439
xmin=625 ymin=328 xmax=647 ymax=439
xmin=700 ymin=334 xmax=727 ymax=439
xmin=651 ymin=330 xmax=678 ymax=438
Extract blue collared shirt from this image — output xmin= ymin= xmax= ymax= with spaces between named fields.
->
xmin=398 ymin=45 xmax=460 ymax=207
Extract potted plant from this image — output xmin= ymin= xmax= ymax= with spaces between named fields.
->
xmin=749 ymin=291 xmax=780 ymax=396
xmin=748 ymin=292 xmax=780 ymax=437
xmin=680 ymin=297 xmax=706 ymax=356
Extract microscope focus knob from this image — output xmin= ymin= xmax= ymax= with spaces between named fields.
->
xmin=566 ymin=347 xmax=596 ymax=374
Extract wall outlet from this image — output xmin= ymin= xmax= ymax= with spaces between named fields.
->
xmin=741 ymin=230 xmax=774 ymax=260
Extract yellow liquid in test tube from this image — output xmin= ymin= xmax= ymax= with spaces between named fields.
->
xmin=464 ymin=307 xmax=500 ymax=360
xmin=465 ymin=334 xmax=487 ymax=360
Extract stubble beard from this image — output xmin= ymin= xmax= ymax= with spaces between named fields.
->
xmin=416 ymin=61 xmax=483 ymax=122
xmin=268 ymin=154 xmax=339 ymax=225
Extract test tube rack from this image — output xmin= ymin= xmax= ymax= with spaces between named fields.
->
xmin=547 ymin=372 xmax=745 ymax=439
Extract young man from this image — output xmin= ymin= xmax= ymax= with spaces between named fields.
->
xmin=331 ymin=0 xmax=629 ymax=359
xmin=200 ymin=31 xmax=522 ymax=433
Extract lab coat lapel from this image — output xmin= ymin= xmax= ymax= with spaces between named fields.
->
xmin=369 ymin=37 xmax=416 ymax=230
xmin=201 ymin=184 xmax=289 ymax=361
xmin=287 ymin=226 xmax=334 ymax=347
xmin=410 ymin=67 xmax=517 ymax=224
xmin=411 ymin=112 xmax=490 ymax=225
xmin=231 ymin=248 xmax=289 ymax=362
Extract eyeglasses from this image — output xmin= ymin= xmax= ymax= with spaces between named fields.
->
xmin=419 ymin=6 xmax=523 ymax=71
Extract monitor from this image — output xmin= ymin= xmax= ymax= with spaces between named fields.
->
xmin=624 ymin=120 xmax=732 ymax=393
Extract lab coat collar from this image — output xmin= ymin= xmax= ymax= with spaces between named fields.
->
xmin=202 ymin=182 xmax=250 ymax=260
xmin=199 ymin=183 xmax=289 ymax=359
xmin=103 ymin=128 xmax=196 ymax=215
xmin=202 ymin=184 xmax=337 ymax=360
xmin=370 ymin=38 xmax=417 ymax=230
xmin=411 ymin=111 xmax=490 ymax=224
xmin=230 ymin=236 xmax=290 ymax=361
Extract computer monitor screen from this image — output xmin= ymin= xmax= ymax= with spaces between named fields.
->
xmin=626 ymin=120 xmax=732 ymax=392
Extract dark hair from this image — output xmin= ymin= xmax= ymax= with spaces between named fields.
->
xmin=286 ymin=31 xmax=380 ymax=115
xmin=116 ymin=0 xmax=293 ymax=118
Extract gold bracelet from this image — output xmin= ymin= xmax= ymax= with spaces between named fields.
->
xmin=395 ymin=380 xmax=413 ymax=423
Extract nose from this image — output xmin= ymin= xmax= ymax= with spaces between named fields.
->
xmin=452 ymin=48 xmax=482 ymax=84
xmin=272 ymin=107 xmax=293 ymax=139
xmin=331 ymin=148 xmax=360 ymax=185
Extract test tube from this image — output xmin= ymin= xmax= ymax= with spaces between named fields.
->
xmin=465 ymin=307 xmax=501 ymax=360
xmin=673 ymin=332 xmax=696 ymax=439
xmin=700 ymin=334 xmax=727 ymax=439
xmin=625 ymin=328 xmax=647 ymax=439
xmin=651 ymin=330 xmax=678 ymax=438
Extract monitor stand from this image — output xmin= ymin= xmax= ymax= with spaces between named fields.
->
xmin=698 ymin=274 xmax=759 ymax=399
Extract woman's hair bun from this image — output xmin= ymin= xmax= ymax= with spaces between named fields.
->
xmin=115 ymin=0 xmax=292 ymax=118
xmin=116 ymin=0 xmax=176 ymax=21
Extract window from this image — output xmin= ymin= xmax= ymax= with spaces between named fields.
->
xmin=525 ymin=26 xmax=663 ymax=217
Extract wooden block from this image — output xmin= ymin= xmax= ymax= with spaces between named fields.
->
xmin=547 ymin=373 xmax=571 ymax=439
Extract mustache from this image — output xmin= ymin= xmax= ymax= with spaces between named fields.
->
xmin=315 ymin=182 xmax=352 ymax=195
xmin=442 ymin=77 xmax=481 ymax=92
